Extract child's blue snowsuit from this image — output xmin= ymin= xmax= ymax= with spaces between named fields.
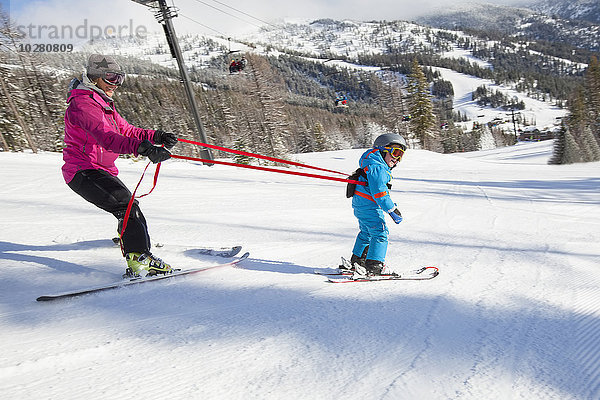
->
xmin=351 ymin=148 xmax=396 ymax=263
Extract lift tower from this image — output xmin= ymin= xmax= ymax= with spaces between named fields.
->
xmin=132 ymin=0 xmax=213 ymax=162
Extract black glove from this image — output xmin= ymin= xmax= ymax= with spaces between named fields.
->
xmin=153 ymin=130 xmax=178 ymax=149
xmin=138 ymin=139 xmax=171 ymax=163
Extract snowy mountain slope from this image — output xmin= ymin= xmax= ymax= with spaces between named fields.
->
xmin=77 ymin=32 xmax=233 ymax=70
xmin=78 ymin=18 xmax=448 ymax=69
xmin=533 ymin=0 xmax=600 ymax=24
xmin=433 ymin=65 xmax=567 ymax=130
xmin=0 ymin=142 xmax=598 ymax=399
xmin=75 ymin=16 xmax=569 ymax=134
xmin=418 ymin=2 xmax=534 ymax=31
xmin=418 ymin=1 xmax=600 ymax=52
xmin=244 ymin=18 xmax=445 ymax=59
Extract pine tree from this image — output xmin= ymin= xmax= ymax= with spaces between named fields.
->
xmin=295 ymin=123 xmax=315 ymax=153
xmin=586 ymin=57 xmax=600 ymax=141
xmin=313 ymin=122 xmax=327 ymax=152
xmin=479 ymin=124 xmax=496 ymax=150
xmin=549 ymin=126 xmax=582 ymax=164
xmin=563 ymin=128 xmax=582 ymax=164
xmin=441 ymin=126 xmax=460 ymax=153
xmin=407 ymin=59 xmax=437 ymax=149
xmin=232 ymin=136 xmax=252 ymax=165
xmin=214 ymin=89 xmax=239 ymax=145
xmin=0 ymin=68 xmax=37 ymax=153
xmin=560 ymin=63 xmax=600 ymax=164
xmin=374 ymin=72 xmax=410 ymax=137
xmin=245 ymin=54 xmax=290 ymax=162
xmin=0 ymin=12 xmax=38 ymax=153
xmin=580 ymin=126 xmax=600 ymax=162
xmin=355 ymin=121 xmax=375 ymax=148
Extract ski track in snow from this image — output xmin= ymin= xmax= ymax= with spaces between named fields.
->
xmin=0 ymin=141 xmax=599 ymax=399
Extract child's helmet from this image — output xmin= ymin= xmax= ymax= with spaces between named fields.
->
xmin=373 ymin=133 xmax=407 ymax=150
xmin=373 ymin=133 xmax=407 ymax=166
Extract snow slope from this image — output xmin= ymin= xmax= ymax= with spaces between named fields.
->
xmin=433 ymin=65 xmax=568 ymax=131
xmin=0 ymin=141 xmax=599 ymax=399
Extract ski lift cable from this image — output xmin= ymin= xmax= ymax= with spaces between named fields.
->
xmin=207 ymin=0 xmax=278 ymax=29
xmin=190 ymin=0 xmax=264 ymax=29
xmin=178 ymin=13 xmax=227 ymax=36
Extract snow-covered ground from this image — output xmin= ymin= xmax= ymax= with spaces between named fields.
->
xmin=442 ymin=47 xmax=493 ymax=69
xmin=432 ymin=66 xmax=568 ymax=131
xmin=1 ymin=141 xmax=599 ymax=399
xmin=437 ymin=46 xmax=568 ymax=131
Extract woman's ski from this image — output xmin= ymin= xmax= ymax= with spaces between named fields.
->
xmin=37 ymin=252 xmax=249 ymax=302
xmin=111 ymin=238 xmax=242 ymax=258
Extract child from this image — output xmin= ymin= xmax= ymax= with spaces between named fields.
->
xmin=349 ymin=133 xmax=407 ymax=275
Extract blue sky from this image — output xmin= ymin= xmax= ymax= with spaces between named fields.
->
xmin=0 ymin=0 xmax=10 ymax=13
xmin=7 ymin=0 xmax=535 ymax=40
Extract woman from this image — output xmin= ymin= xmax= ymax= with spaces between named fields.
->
xmin=62 ymin=54 xmax=178 ymax=278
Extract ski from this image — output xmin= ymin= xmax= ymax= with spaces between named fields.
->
xmin=314 ymin=269 xmax=353 ymax=276
xmin=111 ymin=238 xmax=242 ymax=258
xmin=36 ymin=252 xmax=249 ymax=302
xmin=194 ymin=246 xmax=243 ymax=258
xmin=327 ymin=266 xmax=439 ymax=283
xmin=314 ymin=256 xmax=355 ymax=276
xmin=315 ymin=257 xmax=439 ymax=282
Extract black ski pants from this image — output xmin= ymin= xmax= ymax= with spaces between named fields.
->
xmin=67 ymin=169 xmax=151 ymax=255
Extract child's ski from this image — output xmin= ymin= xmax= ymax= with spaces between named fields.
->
xmin=326 ymin=266 xmax=439 ymax=283
xmin=313 ymin=257 xmax=355 ymax=275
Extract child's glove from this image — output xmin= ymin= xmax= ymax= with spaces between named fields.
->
xmin=389 ymin=208 xmax=403 ymax=224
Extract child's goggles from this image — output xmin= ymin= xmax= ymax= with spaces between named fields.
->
xmin=102 ymin=71 xmax=125 ymax=86
xmin=383 ymin=146 xmax=405 ymax=160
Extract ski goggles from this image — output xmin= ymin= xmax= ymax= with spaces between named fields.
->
xmin=383 ymin=146 xmax=405 ymax=160
xmin=102 ymin=71 xmax=125 ymax=86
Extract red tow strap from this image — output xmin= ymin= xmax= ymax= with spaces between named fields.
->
xmin=118 ymin=141 xmax=365 ymax=252
xmin=178 ymin=138 xmax=350 ymax=177
xmin=118 ymin=161 xmax=161 ymax=255
xmin=170 ymin=154 xmax=365 ymax=185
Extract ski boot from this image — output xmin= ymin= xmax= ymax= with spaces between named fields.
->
xmin=365 ymin=259 xmax=384 ymax=275
xmin=349 ymin=254 xmax=365 ymax=269
xmin=345 ymin=246 xmax=369 ymax=272
xmin=123 ymin=252 xmax=173 ymax=278
xmin=364 ymin=259 xmax=397 ymax=276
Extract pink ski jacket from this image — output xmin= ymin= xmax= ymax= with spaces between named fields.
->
xmin=62 ymin=87 xmax=155 ymax=183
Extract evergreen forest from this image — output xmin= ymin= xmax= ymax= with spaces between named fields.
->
xmin=1 ymin=11 xmax=599 ymax=164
